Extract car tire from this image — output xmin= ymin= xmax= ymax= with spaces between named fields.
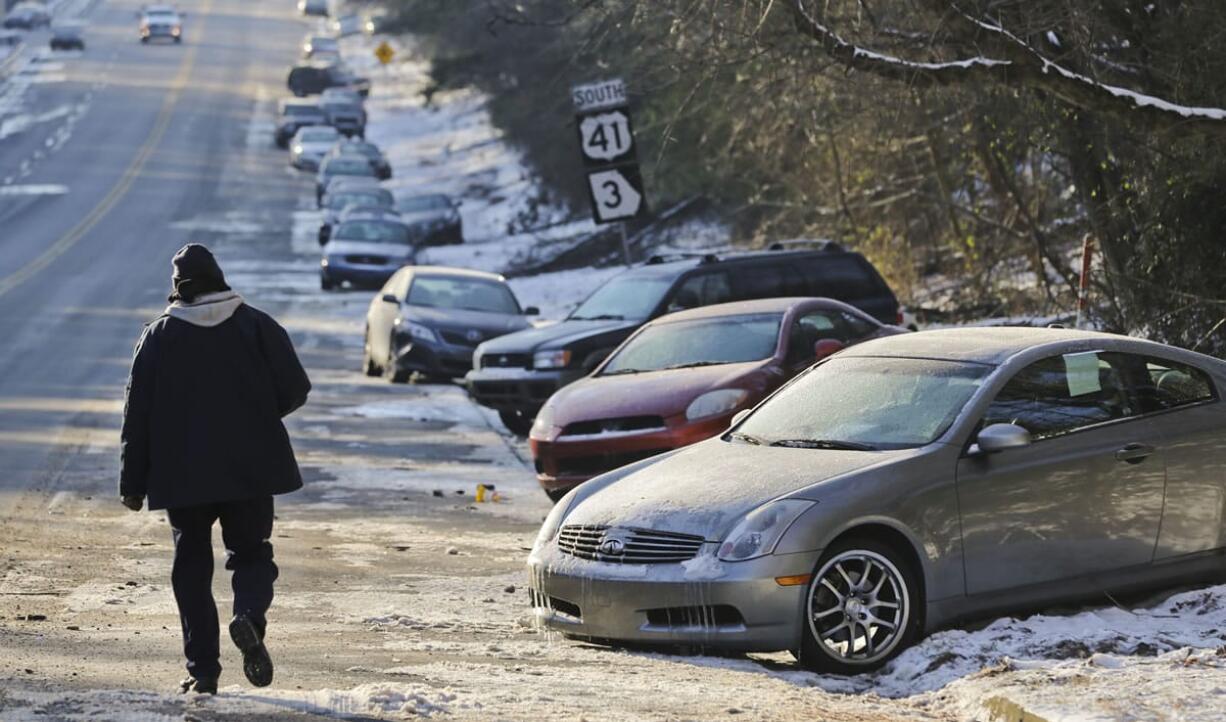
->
xmin=362 ymin=330 xmax=381 ymax=377
xmin=320 ymin=276 xmax=334 ymax=291
xmin=140 ymin=36 xmax=148 ymax=43
xmin=384 ymin=335 xmax=409 ymax=383
xmin=797 ymin=537 xmax=921 ymax=675
xmin=544 ymin=487 xmax=570 ymax=504
xmin=498 ymin=409 xmax=534 ymax=437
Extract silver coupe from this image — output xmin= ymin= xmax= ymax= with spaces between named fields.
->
xmin=528 ymin=327 xmax=1226 ymax=673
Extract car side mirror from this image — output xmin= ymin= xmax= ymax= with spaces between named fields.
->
xmin=974 ymin=423 xmax=1032 ymax=454
xmin=381 ymin=293 xmax=399 ymax=305
xmin=730 ymin=409 xmax=751 ymax=428
xmin=523 ymin=306 xmax=540 ymax=316
xmin=813 ymin=338 xmax=845 ymax=361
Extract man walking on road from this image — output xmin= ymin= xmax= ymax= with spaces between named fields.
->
xmin=118 ymin=244 xmax=311 ymax=694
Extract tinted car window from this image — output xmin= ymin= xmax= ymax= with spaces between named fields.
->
xmin=735 ymin=262 xmax=805 ymax=301
xmin=785 ymin=311 xmax=845 ymax=364
xmin=285 ymin=105 xmax=320 ymax=116
xmin=299 ymin=127 xmax=338 ymax=142
xmin=982 ymin=352 xmax=1136 ymax=440
xmin=324 ymin=158 xmax=374 ymax=176
xmin=1131 ymin=356 xmax=1217 ymax=413
xmin=799 ymin=256 xmax=881 ymax=300
xmin=407 ymin=277 xmax=519 ymax=314
xmin=327 ymin=190 xmax=392 ymax=210
xmin=334 ymin=221 xmax=410 ymax=244
xmin=569 ymin=275 xmax=675 ymax=321
xmin=396 ymin=195 xmax=452 ymax=212
xmin=666 ymin=272 xmax=732 ymax=313
xmin=737 ymin=357 xmax=990 ymax=449
xmin=602 ymin=314 xmax=782 ymax=375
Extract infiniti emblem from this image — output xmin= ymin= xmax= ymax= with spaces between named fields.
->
xmin=598 ymin=537 xmax=625 ymax=556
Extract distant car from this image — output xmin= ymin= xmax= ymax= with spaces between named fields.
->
xmin=362 ymin=10 xmax=390 ymax=35
xmin=3 ymin=2 xmax=51 ymax=29
xmin=289 ymin=125 xmax=341 ymax=170
xmin=320 ymin=216 xmax=419 ymax=291
xmin=274 ymin=98 xmax=327 ymax=148
xmin=394 ymin=194 xmax=462 ymax=245
xmin=49 ymin=24 xmax=84 ymax=51
xmin=530 ymin=298 xmax=905 ymax=498
xmin=467 ymin=245 xmax=902 ymax=436
xmin=298 ymin=0 xmax=327 ymax=17
xmin=319 ymin=97 xmax=365 ymax=137
xmin=328 ymin=13 xmax=363 ymax=37
xmin=287 ymin=62 xmax=370 ymax=98
xmin=319 ymin=175 xmax=383 ymax=208
xmin=326 ymin=139 xmax=388 ymax=179
xmin=363 ymin=267 xmax=538 ymax=382
xmin=315 ymin=155 xmax=378 ymax=205
xmin=301 ymin=34 xmax=337 ymax=58
xmin=530 ymin=327 xmax=1226 ymax=674
xmin=318 ymin=189 xmax=396 ymax=244
xmin=138 ymin=5 xmax=182 ymax=43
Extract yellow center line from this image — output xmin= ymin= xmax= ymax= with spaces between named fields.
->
xmin=0 ymin=0 xmax=212 ymax=299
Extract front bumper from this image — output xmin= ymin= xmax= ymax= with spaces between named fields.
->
xmin=291 ymin=152 xmax=324 ymax=171
xmin=320 ymin=262 xmax=401 ymax=289
xmin=391 ymin=338 xmax=475 ymax=379
xmin=531 ymin=414 xmax=730 ymax=496
xmin=465 ymin=367 xmax=581 ymax=413
xmin=527 ymin=546 xmax=817 ymax=652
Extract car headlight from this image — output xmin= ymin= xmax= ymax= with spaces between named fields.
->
xmin=717 ymin=500 xmax=815 ymax=561
xmin=686 ymin=389 xmax=748 ymax=421
xmin=533 ymin=349 xmax=571 ymax=370
xmin=291 ymin=145 xmax=303 ymax=154
xmin=533 ymin=488 xmax=577 ymax=552
xmin=397 ymin=319 xmax=438 ymax=343
xmin=530 ymin=403 xmax=555 ymax=438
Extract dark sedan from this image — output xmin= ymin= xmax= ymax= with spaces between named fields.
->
xmin=529 ymin=297 xmax=904 ymax=499
xmin=364 ymin=267 xmax=538 ymax=382
xmin=3 ymin=3 xmax=50 ymax=29
xmin=327 ymin=140 xmax=389 ymax=179
xmin=49 ymin=24 xmax=84 ymax=50
xmin=394 ymin=193 xmax=462 ymax=245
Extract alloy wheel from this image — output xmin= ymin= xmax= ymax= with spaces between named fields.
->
xmin=806 ymin=549 xmax=910 ymax=666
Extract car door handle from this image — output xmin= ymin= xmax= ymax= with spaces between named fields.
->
xmin=1115 ymin=443 xmax=1155 ymax=464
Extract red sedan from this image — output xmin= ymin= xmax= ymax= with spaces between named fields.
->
xmin=529 ymin=297 xmax=907 ymax=500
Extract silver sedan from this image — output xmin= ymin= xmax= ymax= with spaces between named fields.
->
xmin=528 ymin=327 xmax=1226 ymax=673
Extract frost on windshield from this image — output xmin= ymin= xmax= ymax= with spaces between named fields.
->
xmin=738 ymin=357 xmax=989 ymax=449
xmin=603 ymin=314 xmax=780 ymax=374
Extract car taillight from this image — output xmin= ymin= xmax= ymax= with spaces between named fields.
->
xmin=896 ymin=306 xmax=904 ymax=325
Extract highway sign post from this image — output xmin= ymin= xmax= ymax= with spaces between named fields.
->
xmin=572 ymin=78 xmax=646 ymax=264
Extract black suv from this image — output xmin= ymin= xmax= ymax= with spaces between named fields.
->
xmin=466 ymin=244 xmax=901 ymax=434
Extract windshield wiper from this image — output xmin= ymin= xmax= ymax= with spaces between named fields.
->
xmin=769 ymin=439 xmax=877 ymax=451
xmin=661 ymin=361 xmax=725 ymax=371
xmin=570 ymin=314 xmax=624 ymax=321
xmin=728 ymin=431 xmax=765 ymax=445
xmin=601 ymin=368 xmax=644 ymax=376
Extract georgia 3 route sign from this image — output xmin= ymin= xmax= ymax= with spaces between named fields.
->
xmin=572 ymin=77 xmax=647 ymax=224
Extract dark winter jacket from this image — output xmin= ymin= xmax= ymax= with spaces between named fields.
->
xmin=119 ymin=292 xmax=312 ymax=510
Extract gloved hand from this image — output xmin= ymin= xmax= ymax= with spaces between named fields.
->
xmin=121 ymin=495 xmax=144 ymax=512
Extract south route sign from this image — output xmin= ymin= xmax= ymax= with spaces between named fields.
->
xmin=374 ymin=41 xmax=395 ymax=65
xmin=571 ymin=78 xmax=647 ymax=225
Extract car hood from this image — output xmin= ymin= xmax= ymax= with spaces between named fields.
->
xmin=547 ymin=361 xmax=767 ymax=425
xmin=323 ymin=240 xmax=414 ymax=257
xmin=563 ymin=440 xmax=893 ymax=540
xmin=479 ymin=319 xmax=640 ymax=354
xmin=403 ymin=306 xmax=530 ymax=336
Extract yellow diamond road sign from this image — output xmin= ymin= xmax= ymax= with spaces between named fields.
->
xmin=374 ymin=41 xmax=394 ymax=65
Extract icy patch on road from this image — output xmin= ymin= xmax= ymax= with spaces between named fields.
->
xmin=0 ymin=684 xmax=459 ymax=720
xmin=0 ymin=184 xmax=68 ymax=195
xmin=335 ymin=395 xmax=488 ymax=428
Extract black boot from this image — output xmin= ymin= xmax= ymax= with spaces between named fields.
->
xmin=229 ymin=614 xmax=273 ymax=687
xmin=179 ymin=676 xmax=218 ymax=694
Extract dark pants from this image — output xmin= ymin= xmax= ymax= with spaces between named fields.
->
xmin=167 ymin=496 xmax=278 ymax=680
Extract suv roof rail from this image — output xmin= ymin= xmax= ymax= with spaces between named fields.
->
xmin=645 ymin=252 xmax=721 ymax=265
xmin=766 ymin=238 xmax=844 ymax=252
